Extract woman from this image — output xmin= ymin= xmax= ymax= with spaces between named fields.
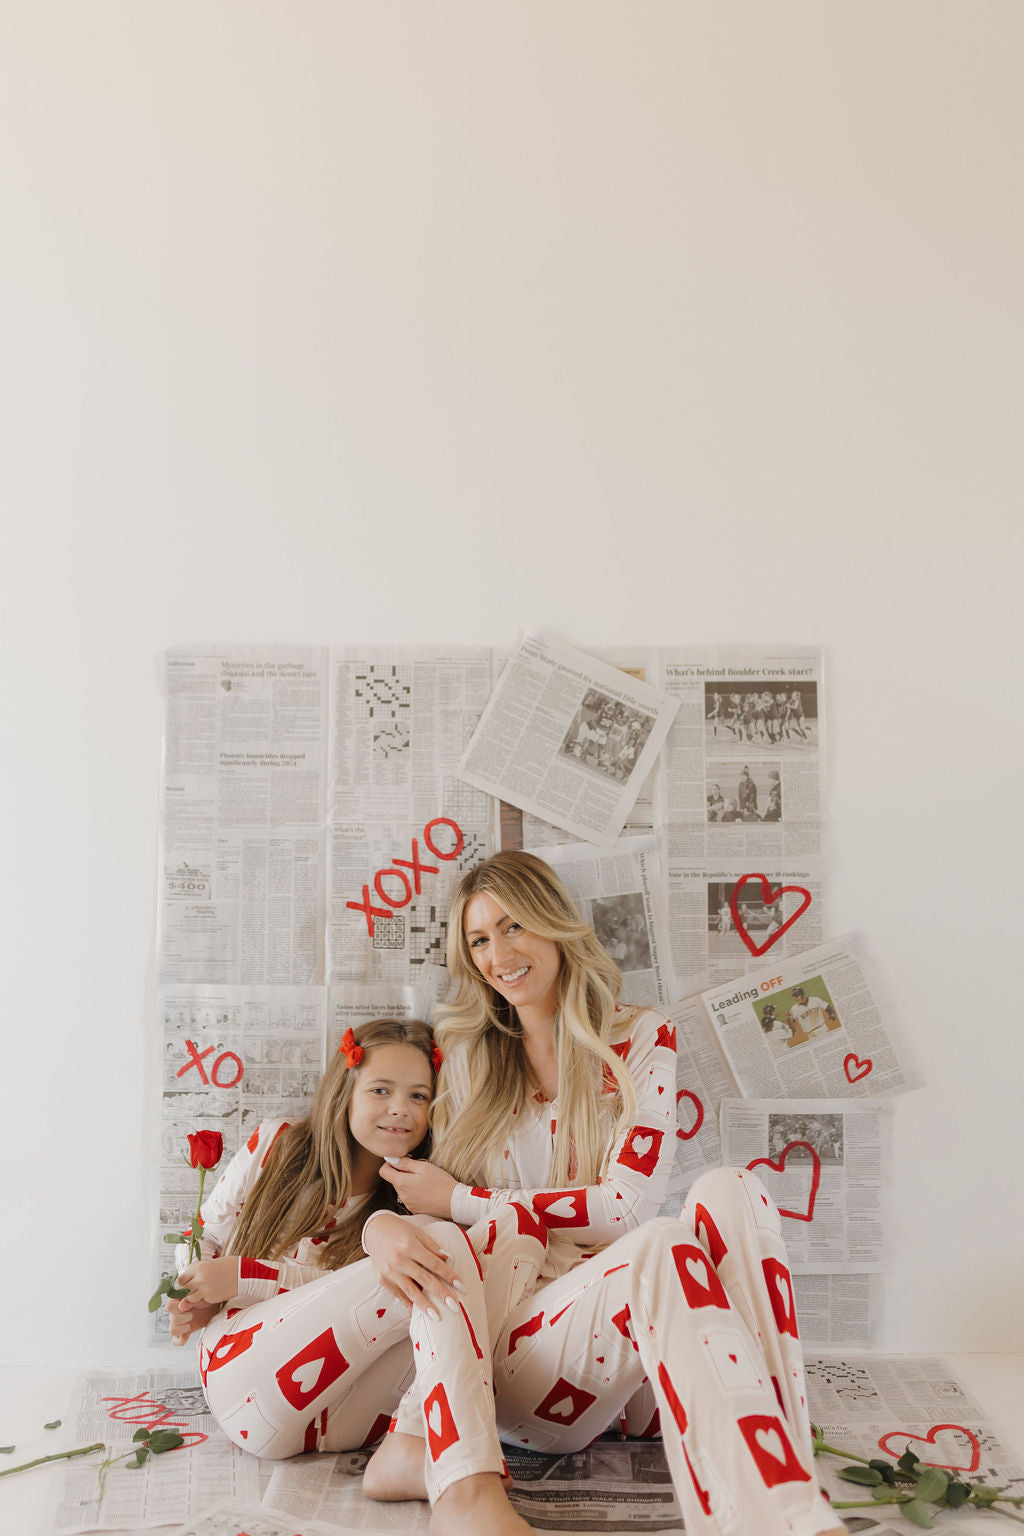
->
xmin=362 ymin=854 xmax=846 ymax=1536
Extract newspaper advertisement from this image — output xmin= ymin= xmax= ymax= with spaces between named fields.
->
xmin=702 ymin=933 xmax=915 ymax=1102
xmin=47 ymin=1372 xmax=258 ymax=1533
xmin=264 ymin=1453 xmax=430 ymax=1532
xmin=806 ymin=1355 xmax=1024 ymax=1535
xmin=526 ymin=836 xmax=676 ymax=1007
xmin=160 ymin=647 xmax=329 ymax=985
xmin=167 ymin=1506 xmax=347 ymax=1536
xmin=457 ymin=633 xmax=679 ymax=849
xmin=667 ymin=859 xmax=824 ymax=998
xmin=664 ymin=997 xmax=738 ymax=1209
xmin=793 ymin=1274 xmax=883 ymax=1350
xmin=152 ymin=984 xmax=326 ymax=1339
xmin=657 ymin=644 xmax=824 ymax=863
xmin=328 ymin=645 xmax=494 ymax=982
xmin=720 ymin=1097 xmax=892 ymax=1271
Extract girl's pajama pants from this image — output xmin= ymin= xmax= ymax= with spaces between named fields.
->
xmin=196 ymin=1203 xmax=548 ymax=1459
xmin=391 ymin=1168 xmax=843 ymax=1536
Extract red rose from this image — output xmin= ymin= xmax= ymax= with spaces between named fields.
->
xmin=187 ymin=1130 xmax=223 ymax=1170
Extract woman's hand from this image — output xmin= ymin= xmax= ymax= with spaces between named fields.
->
xmin=363 ymin=1213 xmax=465 ymax=1318
xmin=379 ymin=1157 xmax=458 ymax=1218
xmin=165 ymin=1294 xmax=222 ymax=1346
xmin=175 ymin=1255 xmax=241 ymax=1306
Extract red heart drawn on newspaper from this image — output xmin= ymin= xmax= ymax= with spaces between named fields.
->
xmin=877 ymin=1424 xmax=981 ymax=1474
xmin=746 ymin=1141 xmax=821 ymax=1222
xmin=843 ymin=1053 xmax=872 ymax=1083
xmin=729 ymin=874 xmax=812 ymax=957
xmin=676 ymin=1089 xmax=705 ymax=1141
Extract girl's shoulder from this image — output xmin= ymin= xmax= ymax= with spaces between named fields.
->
xmin=243 ymin=1117 xmax=293 ymax=1168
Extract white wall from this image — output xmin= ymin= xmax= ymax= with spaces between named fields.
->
xmin=3 ymin=2 xmax=1022 ymax=1367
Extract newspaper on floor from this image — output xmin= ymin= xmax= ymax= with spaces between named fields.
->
xmin=526 ymin=836 xmax=677 ymax=1007
xmin=720 ymin=1098 xmax=893 ymax=1271
xmin=328 ymin=647 xmax=494 ymax=983
xmin=164 ymin=1506 xmax=345 ymax=1536
xmin=664 ymin=997 xmax=738 ymax=1208
xmin=159 ymin=647 xmax=330 ymax=986
xmin=263 ymin=1451 xmax=430 ymax=1531
xmin=667 ymin=858 xmax=824 ymax=998
xmin=46 ymin=1372 xmax=258 ymax=1534
xmin=457 ymin=633 xmax=679 ymax=849
xmin=152 ymin=984 xmax=327 ymax=1341
xmin=701 ymin=933 xmax=918 ymax=1101
xmin=805 ymin=1354 xmax=1024 ymax=1535
xmin=658 ymin=645 xmax=824 ymax=863
xmin=793 ymin=1274 xmax=883 ymax=1351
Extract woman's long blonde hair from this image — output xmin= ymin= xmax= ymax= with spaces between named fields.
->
xmin=430 ymin=852 xmax=636 ymax=1187
xmin=225 ymin=1017 xmax=436 ymax=1272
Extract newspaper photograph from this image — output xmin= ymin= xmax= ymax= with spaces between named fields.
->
xmin=664 ymin=996 xmax=738 ymax=1209
xmin=159 ymin=647 xmax=329 ymax=985
xmin=47 ymin=1372 xmax=258 ymax=1534
xmin=701 ymin=933 xmax=916 ymax=1101
xmin=667 ymin=859 xmax=824 ymax=998
xmin=657 ymin=645 xmax=824 ymax=864
xmin=806 ymin=1355 xmax=1024 ymax=1535
xmin=152 ymin=984 xmax=326 ymax=1339
xmin=526 ymin=835 xmax=676 ymax=1007
xmin=327 ymin=648 xmax=494 ymax=984
xmin=457 ymin=633 xmax=679 ymax=849
xmin=793 ymin=1274 xmax=883 ymax=1351
xmin=720 ymin=1098 xmax=893 ymax=1271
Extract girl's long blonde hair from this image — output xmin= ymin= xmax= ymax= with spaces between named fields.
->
xmin=225 ymin=1017 xmax=436 ymax=1272
xmin=430 ymin=852 xmax=636 ymax=1187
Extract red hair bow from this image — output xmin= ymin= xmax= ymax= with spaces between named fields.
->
xmin=339 ymin=1028 xmax=364 ymax=1068
xmin=431 ymin=1043 xmax=443 ymax=1073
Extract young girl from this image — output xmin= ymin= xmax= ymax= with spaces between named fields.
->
xmin=167 ymin=1016 xmax=549 ymax=1461
xmin=362 ymin=855 xmax=847 ymax=1536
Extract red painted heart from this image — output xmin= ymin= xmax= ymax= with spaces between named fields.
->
xmin=843 ymin=1053 xmax=872 ymax=1083
xmin=877 ymin=1423 xmax=981 ymax=1474
xmin=746 ymin=1141 xmax=821 ymax=1222
xmin=676 ymin=1088 xmax=706 ymax=1141
xmin=729 ymin=873 xmax=812 ymax=957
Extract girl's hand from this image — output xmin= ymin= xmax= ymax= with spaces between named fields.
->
xmin=363 ymin=1213 xmax=465 ymax=1318
xmin=379 ymin=1158 xmax=458 ymax=1218
xmin=165 ymin=1294 xmax=222 ymax=1346
xmin=175 ymin=1255 xmax=241 ymax=1306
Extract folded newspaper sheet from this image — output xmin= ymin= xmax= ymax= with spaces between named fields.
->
xmin=457 ymin=633 xmax=679 ymax=849
xmin=701 ymin=933 xmax=916 ymax=1101
xmin=720 ymin=1098 xmax=893 ymax=1272
xmin=165 ymin=1507 xmax=347 ymax=1536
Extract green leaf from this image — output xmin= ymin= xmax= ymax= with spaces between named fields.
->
xmin=43 ymin=1421 xmax=61 ymax=1431
xmin=900 ymin=1498 xmax=934 ymax=1528
xmin=898 ymin=1448 xmax=921 ymax=1473
xmin=145 ymin=1430 xmax=185 ymax=1454
xmin=839 ymin=1465 xmax=883 ymax=1485
xmin=970 ymin=1485 xmax=1002 ymax=1506
xmin=869 ymin=1458 xmax=898 ymax=1485
xmin=915 ymin=1468 xmax=949 ymax=1503
xmin=129 ymin=1447 xmax=150 ymax=1467
xmin=147 ymin=1289 xmax=166 ymax=1313
xmin=873 ymin=1484 xmax=898 ymax=1500
xmin=163 ymin=1232 xmax=184 ymax=1243
xmin=165 ymin=1282 xmax=189 ymax=1299
xmin=131 ymin=1427 xmax=153 ymax=1443
xmin=0 ymin=1447 xmax=15 ymax=1454
xmin=945 ymin=1482 xmax=971 ymax=1509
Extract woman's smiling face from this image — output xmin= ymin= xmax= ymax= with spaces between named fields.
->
xmin=463 ymin=890 xmax=562 ymax=1027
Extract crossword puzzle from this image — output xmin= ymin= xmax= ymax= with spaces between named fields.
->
xmin=408 ymin=901 xmax=447 ymax=967
xmin=443 ymin=775 xmax=490 ymax=826
xmin=805 ymin=1359 xmax=880 ymax=1404
xmin=354 ymin=664 xmax=413 ymax=760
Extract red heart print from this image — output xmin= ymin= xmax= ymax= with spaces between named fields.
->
xmin=676 ymin=1089 xmax=705 ymax=1141
xmin=877 ymin=1424 xmax=981 ymax=1473
xmin=843 ymin=1053 xmax=872 ymax=1083
xmin=729 ymin=874 xmax=812 ymax=956
xmin=746 ymin=1141 xmax=821 ymax=1222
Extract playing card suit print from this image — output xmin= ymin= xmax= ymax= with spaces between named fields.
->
xmin=510 ymin=1200 xmax=548 ymax=1245
xmin=877 ymin=1424 xmax=981 ymax=1473
xmin=729 ymin=873 xmax=812 ymax=957
xmin=693 ymin=1203 xmax=728 ymax=1267
xmin=616 ymin=1125 xmax=664 ymax=1176
xmin=424 ymin=1383 xmax=460 ymax=1461
xmin=746 ymin=1141 xmax=821 ymax=1223
xmin=656 ymin=1363 xmax=713 ymax=1517
xmin=737 ymin=1413 xmax=813 ymax=1487
xmin=612 ymin=1304 xmax=639 ymax=1351
xmin=672 ymin=1243 xmax=730 ymax=1310
xmin=761 ymin=1257 xmax=799 ymax=1339
xmin=843 ymin=1053 xmax=873 ymax=1083
xmin=532 ymin=1188 xmax=589 ymax=1227
xmin=507 ymin=1310 xmax=544 ymax=1357
xmin=535 ymin=1376 xmax=597 ymax=1426
xmin=275 ymin=1328 xmax=349 ymax=1409
xmin=205 ymin=1320 xmax=264 ymax=1373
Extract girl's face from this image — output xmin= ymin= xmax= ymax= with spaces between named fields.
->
xmin=346 ymin=1042 xmax=432 ymax=1164
xmin=463 ymin=890 xmax=562 ymax=1028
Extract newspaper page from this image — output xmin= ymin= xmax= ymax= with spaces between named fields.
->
xmin=720 ymin=1098 xmax=893 ymax=1271
xmin=658 ymin=645 xmax=824 ymax=863
xmin=167 ymin=1507 xmax=346 ymax=1536
xmin=327 ymin=981 xmax=426 ymax=1055
xmin=263 ymin=1453 xmax=430 ymax=1532
xmin=160 ymin=647 xmax=329 ymax=985
xmin=526 ymin=836 xmax=676 ymax=1007
xmin=47 ymin=1371 xmax=258 ymax=1534
xmin=328 ymin=647 xmax=494 ymax=983
xmin=806 ymin=1355 xmax=1024 ymax=1535
xmin=664 ymin=996 xmax=738 ymax=1209
xmin=702 ymin=934 xmax=916 ymax=1101
xmin=458 ymin=633 xmax=679 ymax=849
xmin=793 ymin=1274 xmax=883 ymax=1350
xmin=667 ymin=859 xmax=824 ymax=998
xmin=152 ymin=984 xmax=326 ymax=1339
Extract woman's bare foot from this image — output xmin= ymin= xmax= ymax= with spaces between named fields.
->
xmin=429 ymin=1473 xmax=533 ymax=1536
xmin=362 ymin=1431 xmax=428 ymax=1502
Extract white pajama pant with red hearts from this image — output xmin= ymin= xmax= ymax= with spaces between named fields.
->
xmin=392 ymin=1168 xmax=843 ymax=1536
xmin=196 ymin=1204 xmax=548 ymax=1461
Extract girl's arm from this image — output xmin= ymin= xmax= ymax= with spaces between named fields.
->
xmin=385 ymin=1009 xmax=679 ymax=1247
